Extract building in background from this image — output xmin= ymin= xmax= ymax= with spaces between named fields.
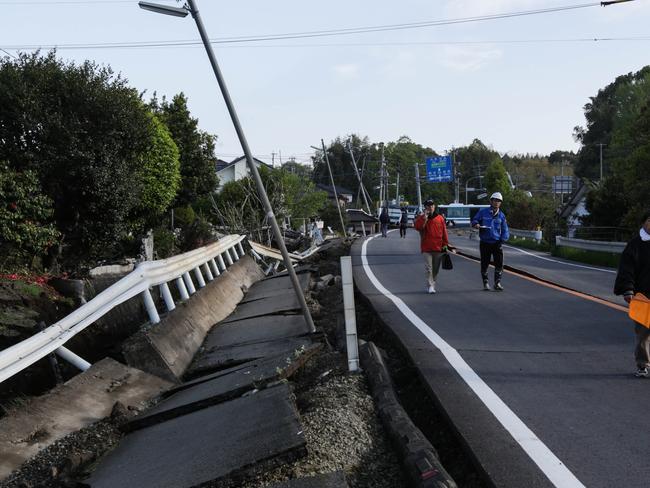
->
xmin=216 ymin=156 xmax=271 ymax=192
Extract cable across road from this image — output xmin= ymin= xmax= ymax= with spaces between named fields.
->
xmin=2 ymin=1 xmax=635 ymax=51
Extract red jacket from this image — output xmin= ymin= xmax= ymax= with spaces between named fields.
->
xmin=414 ymin=213 xmax=449 ymax=252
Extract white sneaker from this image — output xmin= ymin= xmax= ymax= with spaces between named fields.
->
xmin=428 ymin=284 xmax=436 ymax=294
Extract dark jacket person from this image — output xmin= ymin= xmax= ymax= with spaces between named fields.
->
xmin=614 ymin=210 xmax=650 ymax=377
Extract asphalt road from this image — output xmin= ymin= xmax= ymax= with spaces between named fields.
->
xmin=449 ymin=230 xmax=619 ymax=303
xmin=352 ymin=229 xmax=649 ymax=488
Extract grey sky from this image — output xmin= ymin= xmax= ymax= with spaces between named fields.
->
xmin=2 ymin=0 xmax=649 ymax=164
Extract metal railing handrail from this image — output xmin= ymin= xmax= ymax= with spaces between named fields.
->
xmin=0 ymin=235 xmax=246 ymax=384
xmin=555 ymin=235 xmax=626 ymax=254
xmin=510 ymin=228 xmax=543 ymax=242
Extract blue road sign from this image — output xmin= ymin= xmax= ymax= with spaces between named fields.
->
xmin=425 ymin=155 xmax=453 ymax=183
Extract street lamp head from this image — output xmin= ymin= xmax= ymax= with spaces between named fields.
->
xmin=138 ymin=1 xmax=189 ymax=17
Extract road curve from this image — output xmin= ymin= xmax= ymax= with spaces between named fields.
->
xmin=351 ymin=229 xmax=650 ymax=488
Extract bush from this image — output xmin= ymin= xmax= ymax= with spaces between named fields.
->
xmin=0 ymin=164 xmax=60 ymax=268
xmin=551 ymin=246 xmax=620 ymax=268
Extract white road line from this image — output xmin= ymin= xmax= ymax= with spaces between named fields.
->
xmin=501 ymin=244 xmax=616 ymax=273
xmin=361 ymin=235 xmax=585 ymax=488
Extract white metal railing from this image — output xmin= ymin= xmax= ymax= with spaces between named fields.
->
xmin=0 ymin=235 xmax=246 ymax=384
xmin=510 ymin=228 xmax=543 ymax=243
xmin=555 ymin=235 xmax=626 ymax=254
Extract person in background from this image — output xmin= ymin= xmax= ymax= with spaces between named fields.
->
xmin=379 ymin=207 xmax=390 ymax=238
xmin=399 ymin=207 xmax=408 ymax=238
xmin=414 ymin=199 xmax=448 ymax=294
xmin=614 ymin=210 xmax=650 ymax=378
xmin=471 ymin=192 xmax=510 ymax=291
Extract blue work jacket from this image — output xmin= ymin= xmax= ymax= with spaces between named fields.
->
xmin=471 ymin=207 xmax=510 ymax=244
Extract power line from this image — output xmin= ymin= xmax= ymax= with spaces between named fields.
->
xmin=3 ymin=36 xmax=649 ymax=52
xmin=0 ymin=1 xmax=614 ymax=52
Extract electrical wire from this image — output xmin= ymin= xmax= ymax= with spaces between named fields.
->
xmin=0 ymin=1 xmax=621 ymax=52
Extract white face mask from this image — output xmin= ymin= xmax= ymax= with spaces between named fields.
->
xmin=641 ymin=227 xmax=650 ymax=242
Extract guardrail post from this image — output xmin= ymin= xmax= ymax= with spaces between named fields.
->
xmin=55 ymin=347 xmax=91 ymax=371
xmin=217 ymin=254 xmax=227 ymax=271
xmin=340 ymin=256 xmax=360 ymax=372
xmin=209 ymin=258 xmax=220 ymax=276
xmin=202 ymin=262 xmax=214 ymax=281
xmin=230 ymin=246 xmax=240 ymax=261
xmin=160 ymin=282 xmax=176 ymax=311
xmin=224 ymin=250 xmax=234 ymax=266
xmin=194 ymin=267 xmax=206 ymax=288
xmin=176 ymin=276 xmax=190 ymax=300
xmin=142 ymin=288 xmax=161 ymax=324
xmin=183 ymin=271 xmax=196 ymax=294
xmin=237 ymin=241 xmax=245 ymax=256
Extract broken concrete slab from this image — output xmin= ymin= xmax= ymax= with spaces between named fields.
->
xmin=204 ymin=314 xmax=311 ymax=349
xmin=122 ymin=256 xmax=265 ymax=383
xmin=86 ymin=384 xmax=306 ymax=488
xmin=263 ymin=265 xmax=318 ymax=280
xmin=241 ymin=272 xmax=311 ymax=303
xmin=221 ymin=294 xmax=301 ymax=324
xmin=268 ymin=471 xmax=349 ymax=488
xmin=0 ymin=358 xmax=172 ymax=480
xmin=123 ymin=344 xmax=322 ymax=432
xmin=187 ymin=336 xmax=316 ymax=378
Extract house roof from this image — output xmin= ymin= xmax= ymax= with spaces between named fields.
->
xmin=558 ymin=179 xmax=590 ymax=219
xmin=216 ymin=156 xmax=272 ymax=173
xmin=315 ymin=183 xmax=354 ymax=196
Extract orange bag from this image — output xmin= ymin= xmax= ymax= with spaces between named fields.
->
xmin=630 ymin=293 xmax=650 ymax=328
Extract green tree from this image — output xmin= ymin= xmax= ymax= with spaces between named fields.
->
xmin=137 ymin=114 xmax=181 ymax=217
xmin=484 ymin=159 xmax=510 ymax=198
xmin=0 ymin=52 xmax=175 ymax=264
xmin=151 ymin=93 xmax=219 ymax=208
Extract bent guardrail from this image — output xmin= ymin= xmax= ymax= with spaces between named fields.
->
xmin=555 ymin=235 xmax=626 ymax=254
xmin=0 ymin=235 xmax=247 ymax=384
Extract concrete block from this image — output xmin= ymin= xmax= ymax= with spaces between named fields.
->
xmin=0 ymin=358 xmax=171 ymax=480
xmin=87 ymin=384 xmax=306 ymax=488
xmin=122 ymin=256 xmax=264 ymax=382
xmin=203 ymin=314 xmax=311 ymax=350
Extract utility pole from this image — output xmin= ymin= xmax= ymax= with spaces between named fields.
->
xmin=271 ymin=151 xmax=276 ymax=168
xmin=380 ymin=143 xmax=386 ymax=209
xmin=415 ymin=162 xmax=423 ymax=211
xmin=396 ymin=170 xmax=400 ymax=205
xmin=452 ymin=150 xmax=460 ymax=204
xmin=182 ymin=0 xmax=315 ymax=333
xmin=348 ymin=141 xmax=372 ymax=213
xmin=320 ymin=139 xmax=347 ymax=237
xmin=598 ymin=143 xmax=606 ymax=181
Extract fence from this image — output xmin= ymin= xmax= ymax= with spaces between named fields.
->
xmin=555 ymin=236 xmax=626 ymax=254
xmin=0 ymin=235 xmax=246 ymax=384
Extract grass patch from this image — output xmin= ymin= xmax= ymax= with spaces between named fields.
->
xmin=507 ymin=236 xmax=551 ymax=252
xmin=551 ymin=246 xmax=620 ymax=268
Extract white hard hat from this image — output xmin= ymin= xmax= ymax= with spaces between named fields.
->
xmin=490 ymin=192 xmax=503 ymax=201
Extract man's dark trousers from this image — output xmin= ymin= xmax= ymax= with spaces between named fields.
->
xmin=480 ymin=241 xmax=503 ymax=283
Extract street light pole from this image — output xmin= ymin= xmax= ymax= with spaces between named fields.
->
xmin=464 ymin=175 xmax=483 ymax=205
xmin=141 ymin=0 xmax=315 ymax=333
xmin=414 ymin=162 xmax=423 ymax=211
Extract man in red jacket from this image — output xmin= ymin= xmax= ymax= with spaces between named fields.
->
xmin=414 ymin=200 xmax=449 ymax=294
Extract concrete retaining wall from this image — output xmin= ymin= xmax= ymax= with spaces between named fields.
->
xmin=122 ymin=256 xmax=265 ymax=383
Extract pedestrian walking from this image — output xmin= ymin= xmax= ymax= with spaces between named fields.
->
xmin=379 ymin=207 xmax=390 ymax=238
xmin=614 ymin=210 xmax=650 ymax=378
xmin=399 ymin=207 xmax=408 ymax=238
xmin=414 ymin=200 xmax=449 ymax=294
xmin=471 ymin=192 xmax=510 ymax=291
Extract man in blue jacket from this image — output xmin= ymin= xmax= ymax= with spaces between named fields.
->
xmin=471 ymin=192 xmax=510 ymax=291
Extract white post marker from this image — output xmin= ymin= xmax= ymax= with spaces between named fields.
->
xmin=182 ymin=271 xmax=196 ymax=294
xmin=194 ymin=267 xmax=206 ymax=288
xmin=209 ymin=258 xmax=220 ymax=276
xmin=224 ymin=250 xmax=234 ymax=266
xmin=340 ymin=256 xmax=360 ymax=372
xmin=217 ymin=254 xmax=227 ymax=272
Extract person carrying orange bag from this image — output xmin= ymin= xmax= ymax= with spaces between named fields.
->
xmin=614 ymin=210 xmax=650 ymax=378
